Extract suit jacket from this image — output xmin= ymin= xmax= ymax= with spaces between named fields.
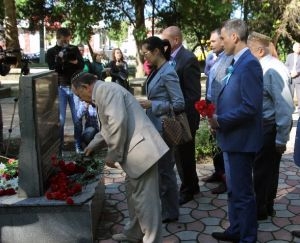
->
xmin=145 ymin=62 xmax=185 ymax=132
xmin=174 ymin=46 xmax=201 ymax=133
xmin=205 ymin=52 xmax=233 ymax=105
xmin=86 ymin=81 xmax=169 ymax=179
xmin=285 ymin=53 xmax=300 ymax=84
xmin=216 ymin=49 xmax=263 ymax=152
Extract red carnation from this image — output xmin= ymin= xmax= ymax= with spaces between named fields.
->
xmin=4 ymin=188 xmax=16 ymax=195
xmin=66 ymin=197 xmax=74 ymax=205
xmin=194 ymin=99 xmax=215 ymax=118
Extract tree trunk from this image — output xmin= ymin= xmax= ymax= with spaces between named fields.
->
xmin=3 ymin=0 xmax=22 ymax=66
xmin=132 ymin=0 xmax=147 ymax=78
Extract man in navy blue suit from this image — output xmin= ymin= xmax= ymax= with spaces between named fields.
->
xmin=209 ymin=19 xmax=263 ymax=243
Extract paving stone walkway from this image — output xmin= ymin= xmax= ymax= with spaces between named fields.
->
xmin=95 ymin=112 xmax=300 ymax=243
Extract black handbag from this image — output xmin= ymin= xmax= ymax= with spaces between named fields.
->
xmin=162 ymin=109 xmax=192 ymax=146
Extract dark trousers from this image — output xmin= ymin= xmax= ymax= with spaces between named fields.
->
xmin=213 ymin=150 xmax=225 ymax=176
xmin=254 ymin=124 xmax=282 ymax=214
xmin=224 ymin=152 xmax=257 ymax=243
xmin=175 ymin=112 xmax=200 ymax=195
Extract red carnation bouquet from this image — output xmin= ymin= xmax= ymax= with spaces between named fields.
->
xmin=45 ymin=154 xmax=103 ymax=205
xmin=194 ymin=99 xmax=215 ymax=118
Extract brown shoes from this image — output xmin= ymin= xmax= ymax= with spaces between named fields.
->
xmin=202 ymin=173 xmax=223 ymax=182
xmin=211 ymin=182 xmax=227 ymax=194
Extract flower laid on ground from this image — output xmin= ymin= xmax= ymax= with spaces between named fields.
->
xmin=45 ymin=154 xmax=103 ymax=205
xmin=194 ymin=99 xmax=215 ymax=118
xmin=0 ymin=158 xmax=18 ymax=196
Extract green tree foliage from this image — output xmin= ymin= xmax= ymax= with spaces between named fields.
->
xmin=236 ymin=0 xmax=300 ymax=59
xmin=107 ymin=21 xmax=129 ymax=47
xmin=156 ymin=0 xmax=233 ymax=50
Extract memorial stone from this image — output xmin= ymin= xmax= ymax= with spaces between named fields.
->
xmin=18 ymin=71 xmax=60 ymax=197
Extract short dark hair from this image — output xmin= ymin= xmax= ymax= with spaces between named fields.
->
xmin=211 ymin=28 xmax=221 ymax=36
xmin=71 ymin=71 xmax=97 ymax=88
xmin=142 ymin=36 xmax=172 ymax=61
xmin=56 ymin=27 xmax=71 ymax=39
xmin=222 ymin=19 xmax=248 ymax=42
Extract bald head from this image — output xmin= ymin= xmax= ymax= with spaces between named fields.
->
xmin=161 ymin=26 xmax=183 ymax=52
xmin=293 ymin=42 xmax=300 ymax=54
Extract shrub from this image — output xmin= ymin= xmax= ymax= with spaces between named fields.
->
xmin=195 ymin=119 xmax=219 ymax=161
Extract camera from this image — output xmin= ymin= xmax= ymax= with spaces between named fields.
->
xmin=60 ymin=46 xmax=78 ymax=62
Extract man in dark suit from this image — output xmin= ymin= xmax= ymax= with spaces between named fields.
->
xmin=285 ymin=42 xmax=300 ymax=113
xmin=162 ymin=26 xmax=201 ymax=205
xmin=208 ymin=19 xmax=263 ymax=243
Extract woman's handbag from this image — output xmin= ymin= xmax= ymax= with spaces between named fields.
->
xmin=162 ymin=110 xmax=192 ymax=146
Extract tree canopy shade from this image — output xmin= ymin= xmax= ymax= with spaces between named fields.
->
xmin=156 ymin=0 xmax=233 ymax=49
xmin=1 ymin=0 xmax=300 ymax=67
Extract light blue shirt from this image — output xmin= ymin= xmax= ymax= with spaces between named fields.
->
xmin=207 ymin=51 xmax=225 ymax=100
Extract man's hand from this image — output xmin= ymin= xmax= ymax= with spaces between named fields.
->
xmin=84 ymin=147 xmax=93 ymax=156
xmin=291 ymin=71 xmax=298 ymax=78
xmin=208 ymin=114 xmax=219 ymax=130
xmin=276 ymin=144 xmax=286 ymax=154
xmin=139 ymin=99 xmax=152 ymax=109
xmin=105 ymin=161 xmax=120 ymax=169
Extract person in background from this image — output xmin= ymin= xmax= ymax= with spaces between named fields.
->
xmin=107 ymin=48 xmax=130 ymax=90
xmin=162 ymin=26 xmax=201 ymax=205
xmin=204 ymin=51 xmax=217 ymax=76
xmin=285 ymin=42 xmax=300 ymax=112
xmin=208 ymin=19 xmax=263 ymax=243
xmin=139 ymin=36 xmax=185 ymax=223
xmin=71 ymin=71 xmax=168 ymax=243
xmin=248 ymin=31 xmax=294 ymax=220
xmin=46 ymin=27 xmax=84 ymax=155
xmin=77 ymin=100 xmax=99 ymax=148
xmin=78 ymin=44 xmax=92 ymax=73
xmin=203 ymin=28 xmax=234 ymax=194
xmin=91 ymin=51 xmax=106 ymax=80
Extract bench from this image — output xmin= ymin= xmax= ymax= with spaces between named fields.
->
xmin=129 ymin=78 xmax=146 ymax=96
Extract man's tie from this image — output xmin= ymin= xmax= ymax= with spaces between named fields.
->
xmin=222 ymin=58 xmax=235 ymax=86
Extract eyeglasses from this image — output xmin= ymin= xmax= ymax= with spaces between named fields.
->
xmin=140 ymin=50 xmax=151 ymax=57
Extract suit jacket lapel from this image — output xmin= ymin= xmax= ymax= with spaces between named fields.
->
xmin=218 ymin=50 xmax=250 ymax=96
xmin=146 ymin=63 xmax=168 ymax=98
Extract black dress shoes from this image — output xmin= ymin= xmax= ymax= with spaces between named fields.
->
xmin=211 ymin=182 xmax=227 ymax=194
xmin=162 ymin=217 xmax=178 ymax=223
xmin=179 ymin=194 xmax=193 ymax=205
xmin=212 ymin=232 xmax=240 ymax=243
xmin=292 ymin=230 xmax=300 ymax=238
xmin=202 ymin=173 xmax=222 ymax=183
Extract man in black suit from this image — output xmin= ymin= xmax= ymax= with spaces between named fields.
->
xmin=162 ymin=26 xmax=201 ymax=205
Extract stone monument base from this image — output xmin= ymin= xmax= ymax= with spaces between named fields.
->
xmin=0 ymin=178 xmax=105 ymax=243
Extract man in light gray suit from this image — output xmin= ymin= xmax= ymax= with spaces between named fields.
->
xmin=285 ymin=42 xmax=300 ymax=113
xmin=71 ymin=71 xmax=169 ymax=243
